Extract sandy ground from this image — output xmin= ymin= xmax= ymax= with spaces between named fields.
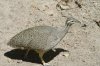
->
xmin=0 ymin=0 xmax=100 ymax=66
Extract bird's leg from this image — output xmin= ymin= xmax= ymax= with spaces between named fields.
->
xmin=24 ymin=49 xmax=30 ymax=58
xmin=37 ymin=50 xmax=50 ymax=66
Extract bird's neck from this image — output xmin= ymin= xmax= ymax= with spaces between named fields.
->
xmin=57 ymin=24 xmax=72 ymax=39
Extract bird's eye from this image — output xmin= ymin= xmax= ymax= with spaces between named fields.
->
xmin=71 ymin=21 xmax=74 ymax=22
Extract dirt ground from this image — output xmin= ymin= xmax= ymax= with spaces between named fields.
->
xmin=0 ymin=0 xmax=100 ymax=66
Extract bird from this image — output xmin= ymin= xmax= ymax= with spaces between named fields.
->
xmin=8 ymin=17 xmax=80 ymax=66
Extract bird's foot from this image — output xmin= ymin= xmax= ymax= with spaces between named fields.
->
xmin=43 ymin=63 xmax=50 ymax=66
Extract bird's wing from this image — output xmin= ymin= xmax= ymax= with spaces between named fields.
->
xmin=46 ymin=33 xmax=61 ymax=50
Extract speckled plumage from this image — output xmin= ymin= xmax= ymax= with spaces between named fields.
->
xmin=8 ymin=17 xmax=80 ymax=66
xmin=8 ymin=26 xmax=59 ymax=51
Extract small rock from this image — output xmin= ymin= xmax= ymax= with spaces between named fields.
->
xmin=62 ymin=52 xmax=70 ymax=58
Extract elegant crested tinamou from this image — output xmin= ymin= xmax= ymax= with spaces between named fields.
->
xmin=8 ymin=17 xmax=80 ymax=66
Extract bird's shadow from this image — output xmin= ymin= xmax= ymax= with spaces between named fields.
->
xmin=4 ymin=48 xmax=68 ymax=64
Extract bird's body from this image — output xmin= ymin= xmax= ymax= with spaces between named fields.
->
xmin=8 ymin=26 xmax=68 ymax=51
xmin=8 ymin=17 xmax=80 ymax=66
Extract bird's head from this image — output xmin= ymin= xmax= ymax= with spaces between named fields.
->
xmin=65 ymin=17 xmax=81 ymax=26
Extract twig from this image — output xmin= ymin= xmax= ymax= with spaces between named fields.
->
xmin=94 ymin=20 xmax=100 ymax=27
xmin=75 ymin=1 xmax=82 ymax=8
